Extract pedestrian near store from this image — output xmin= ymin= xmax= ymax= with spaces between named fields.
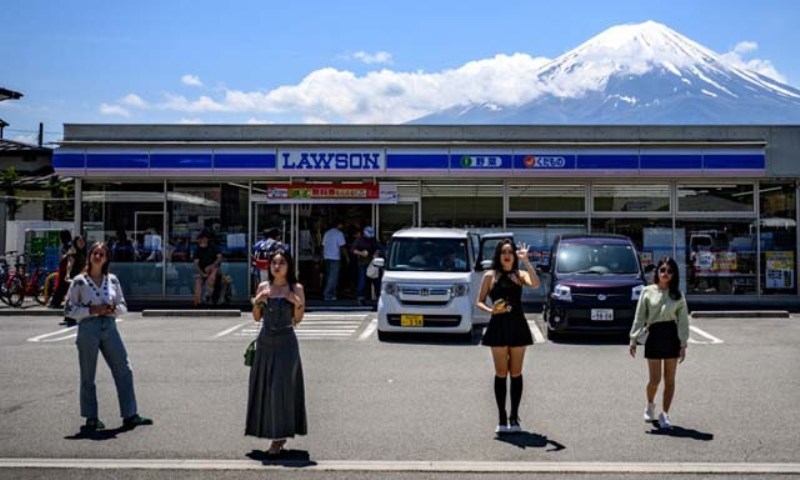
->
xmin=476 ymin=238 xmax=540 ymax=434
xmin=321 ymin=220 xmax=346 ymax=301
xmin=246 ymin=249 xmax=307 ymax=456
xmin=629 ymin=256 xmax=690 ymax=429
xmin=65 ymin=241 xmax=153 ymax=433
xmin=351 ymin=226 xmax=378 ymax=305
xmin=193 ymin=230 xmax=222 ymax=306
xmin=60 ymin=235 xmax=87 ymax=327
xmin=48 ymin=229 xmax=74 ymax=309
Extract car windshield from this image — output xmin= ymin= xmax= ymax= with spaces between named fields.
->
xmin=387 ymin=238 xmax=470 ymax=272
xmin=556 ymin=243 xmax=640 ymax=274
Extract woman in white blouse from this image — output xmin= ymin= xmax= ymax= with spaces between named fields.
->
xmin=65 ymin=241 xmax=153 ymax=433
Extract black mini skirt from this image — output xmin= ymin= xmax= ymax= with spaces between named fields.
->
xmin=644 ymin=321 xmax=681 ymax=359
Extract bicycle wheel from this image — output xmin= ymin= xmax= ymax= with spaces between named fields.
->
xmin=6 ymin=277 xmax=25 ymax=307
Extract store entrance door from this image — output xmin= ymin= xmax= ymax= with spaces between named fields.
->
xmin=297 ymin=204 xmax=374 ymax=300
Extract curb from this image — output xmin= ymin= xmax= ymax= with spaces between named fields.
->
xmin=0 ymin=308 xmax=63 ymax=317
xmin=691 ymin=310 xmax=790 ymax=319
xmin=141 ymin=309 xmax=242 ymax=318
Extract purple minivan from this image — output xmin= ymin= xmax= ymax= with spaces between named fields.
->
xmin=542 ymin=234 xmax=645 ymax=338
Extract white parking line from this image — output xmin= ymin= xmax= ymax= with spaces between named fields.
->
xmin=27 ymin=319 xmax=124 ymax=343
xmin=528 ymin=320 xmax=547 ymax=344
xmin=358 ymin=318 xmax=378 ymax=341
xmin=212 ymin=320 xmax=252 ymax=339
xmin=689 ymin=325 xmax=724 ymax=345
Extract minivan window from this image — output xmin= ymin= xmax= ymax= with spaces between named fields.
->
xmin=556 ymin=243 xmax=639 ymax=274
xmin=388 ymin=238 xmax=470 ymax=272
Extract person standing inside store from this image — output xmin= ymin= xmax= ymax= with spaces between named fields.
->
xmin=351 ymin=226 xmax=378 ymax=305
xmin=321 ymin=220 xmax=346 ymax=301
xmin=246 ymin=249 xmax=307 ymax=455
xmin=629 ymin=256 xmax=690 ymax=429
xmin=475 ymin=238 xmax=540 ymax=434
xmin=193 ymin=230 xmax=223 ymax=306
xmin=61 ymin=235 xmax=88 ymax=327
xmin=48 ymin=229 xmax=74 ymax=309
xmin=65 ymin=241 xmax=153 ymax=433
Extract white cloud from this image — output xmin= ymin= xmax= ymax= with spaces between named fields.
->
xmin=121 ymin=93 xmax=147 ymax=108
xmin=118 ymin=53 xmax=551 ymax=123
xmin=99 ymin=103 xmax=130 ymax=117
xmin=181 ymin=74 xmax=204 ymax=87
xmin=721 ymin=41 xmax=787 ymax=83
xmin=246 ymin=117 xmax=272 ymax=124
xmin=10 ymin=133 xmax=37 ymax=145
xmin=178 ymin=118 xmax=203 ymax=124
xmin=352 ymin=51 xmax=393 ymax=65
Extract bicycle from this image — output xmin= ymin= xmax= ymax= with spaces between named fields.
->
xmin=1 ymin=251 xmax=25 ymax=307
xmin=21 ymin=253 xmax=52 ymax=306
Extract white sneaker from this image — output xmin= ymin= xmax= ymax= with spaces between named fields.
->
xmin=658 ymin=412 xmax=671 ymax=429
xmin=644 ymin=403 xmax=655 ymax=422
xmin=495 ymin=423 xmax=509 ymax=434
xmin=507 ymin=418 xmax=523 ymax=433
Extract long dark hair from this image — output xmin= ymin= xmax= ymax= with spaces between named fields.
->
xmin=653 ymin=256 xmax=682 ymax=301
xmin=267 ymin=249 xmax=297 ymax=290
xmin=81 ymin=241 xmax=111 ymax=276
xmin=491 ymin=238 xmax=518 ymax=272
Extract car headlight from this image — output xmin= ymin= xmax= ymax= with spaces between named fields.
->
xmin=631 ymin=284 xmax=644 ymax=301
xmin=551 ymin=284 xmax=572 ymax=302
xmin=384 ymin=282 xmax=399 ymax=296
xmin=451 ymin=283 xmax=469 ymax=297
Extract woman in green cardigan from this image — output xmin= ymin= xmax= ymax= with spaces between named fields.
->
xmin=629 ymin=257 xmax=690 ymax=429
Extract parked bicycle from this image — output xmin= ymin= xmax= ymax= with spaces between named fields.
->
xmin=0 ymin=252 xmax=52 ymax=307
xmin=0 ymin=251 xmax=25 ymax=307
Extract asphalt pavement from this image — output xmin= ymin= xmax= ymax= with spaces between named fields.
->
xmin=0 ymin=312 xmax=799 ymax=479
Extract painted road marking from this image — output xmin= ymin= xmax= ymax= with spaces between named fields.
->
xmin=27 ymin=319 xmax=124 ymax=343
xmin=689 ymin=325 xmax=724 ymax=345
xmin=0 ymin=458 xmax=798 ymax=474
xmin=528 ymin=320 xmax=547 ymax=344
xmin=217 ymin=313 xmax=369 ymax=340
xmin=358 ymin=318 xmax=378 ymax=341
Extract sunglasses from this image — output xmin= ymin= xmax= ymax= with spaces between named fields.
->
xmin=658 ymin=267 xmax=673 ymax=275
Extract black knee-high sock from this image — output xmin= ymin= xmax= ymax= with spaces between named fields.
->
xmin=510 ymin=375 xmax=523 ymax=420
xmin=494 ymin=376 xmax=507 ymax=423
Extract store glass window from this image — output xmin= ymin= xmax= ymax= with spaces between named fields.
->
xmin=678 ymin=183 xmax=755 ymax=212
xmin=421 ymin=183 xmax=502 ymax=228
xmin=167 ymin=183 xmax=249 ymax=303
xmin=759 ymin=182 xmax=797 ymax=295
xmin=81 ymin=183 xmax=165 ymax=296
xmin=592 ymin=218 xmax=673 ymax=281
xmin=677 ymin=219 xmax=756 ymax=295
xmin=593 ymin=184 xmax=670 ymax=212
xmin=509 ymin=184 xmax=585 ymax=212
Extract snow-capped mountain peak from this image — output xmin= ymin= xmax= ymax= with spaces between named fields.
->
xmin=415 ymin=20 xmax=800 ymax=124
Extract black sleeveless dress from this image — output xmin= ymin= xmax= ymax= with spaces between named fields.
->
xmin=481 ymin=271 xmax=534 ymax=347
xmin=245 ymin=296 xmax=307 ymax=439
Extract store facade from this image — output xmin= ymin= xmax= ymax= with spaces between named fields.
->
xmin=53 ymin=125 xmax=800 ymax=306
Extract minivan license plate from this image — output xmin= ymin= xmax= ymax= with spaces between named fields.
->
xmin=401 ymin=315 xmax=423 ymax=327
xmin=591 ymin=309 xmax=614 ymax=321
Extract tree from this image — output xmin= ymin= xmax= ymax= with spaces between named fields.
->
xmin=45 ymin=175 xmax=74 ymax=221
xmin=0 ymin=167 xmax=25 ymax=220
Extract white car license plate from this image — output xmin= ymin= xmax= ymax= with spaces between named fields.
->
xmin=591 ymin=308 xmax=614 ymax=321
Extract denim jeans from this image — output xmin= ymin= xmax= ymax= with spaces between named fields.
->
xmin=76 ymin=316 xmax=137 ymax=419
xmin=356 ymin=264 xmax=368 ymax=300
xmin=323 ymin=260 xmax=341 ymax=300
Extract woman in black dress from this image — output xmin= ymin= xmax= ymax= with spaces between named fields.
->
xmin=476 ymin=238 xmax=540 ymax=434
xmin=246 ymin=250 xmax=307 ymax=455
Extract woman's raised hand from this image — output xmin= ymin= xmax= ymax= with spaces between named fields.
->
xmin=516 ymin=242 xmax=530 ymax=262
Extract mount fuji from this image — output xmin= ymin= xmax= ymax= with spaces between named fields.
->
xmin=413 ymin=21 xmax=800 ymax=124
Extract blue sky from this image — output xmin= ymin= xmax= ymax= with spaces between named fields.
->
xmin=1 ymin=0 xmax=798 ymax=144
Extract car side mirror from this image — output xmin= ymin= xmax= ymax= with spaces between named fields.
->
xmin=372 ymin=258 xmax=384 ymax=268
xmin=479 ymin=259 xmax=493 ymax=271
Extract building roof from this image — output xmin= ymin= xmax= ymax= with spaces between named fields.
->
xmin=0 ymin=138 xmax=51 ymax=155
xmin=0 ymin=88 xmax=23 ymax=102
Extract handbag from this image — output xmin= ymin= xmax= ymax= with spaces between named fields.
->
xmin=635 ymin=326 xmax=649 ymax=345
xmin=366 ymin=258 xmax=380 ymax=279
xmin=243 ymin=339 xmax=256 ymax=367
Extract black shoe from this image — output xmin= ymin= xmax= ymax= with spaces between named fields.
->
xmin=81 ymin=418 xmax=105 ymax=433
xmin=123 ymin=414 xmax=153 ymax=428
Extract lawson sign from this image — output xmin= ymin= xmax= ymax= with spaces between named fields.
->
xmin=278 ymin=149 xmax=384 ymax=171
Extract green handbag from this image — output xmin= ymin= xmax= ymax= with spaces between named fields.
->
xmin=244 ymin=340 xmax=256 ymax=367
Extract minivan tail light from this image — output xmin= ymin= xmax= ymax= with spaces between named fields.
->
xmin=551 ymin=284 xmax=572 ymax=302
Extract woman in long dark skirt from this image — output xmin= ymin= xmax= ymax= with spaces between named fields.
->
xmin=246 ymin=249 xmax=307 ymax=455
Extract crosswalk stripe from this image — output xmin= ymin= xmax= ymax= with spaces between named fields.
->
xmin=358 ymin=318 xmax=378 ymax=341
xmin=527 ymin=320 xmax=547 ymax=344
xmin=689 ymin=325 xmax=724 ymax=344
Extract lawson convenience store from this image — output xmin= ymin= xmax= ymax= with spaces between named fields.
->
xmin=53 ymin=124 xmax=800 ymax=305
